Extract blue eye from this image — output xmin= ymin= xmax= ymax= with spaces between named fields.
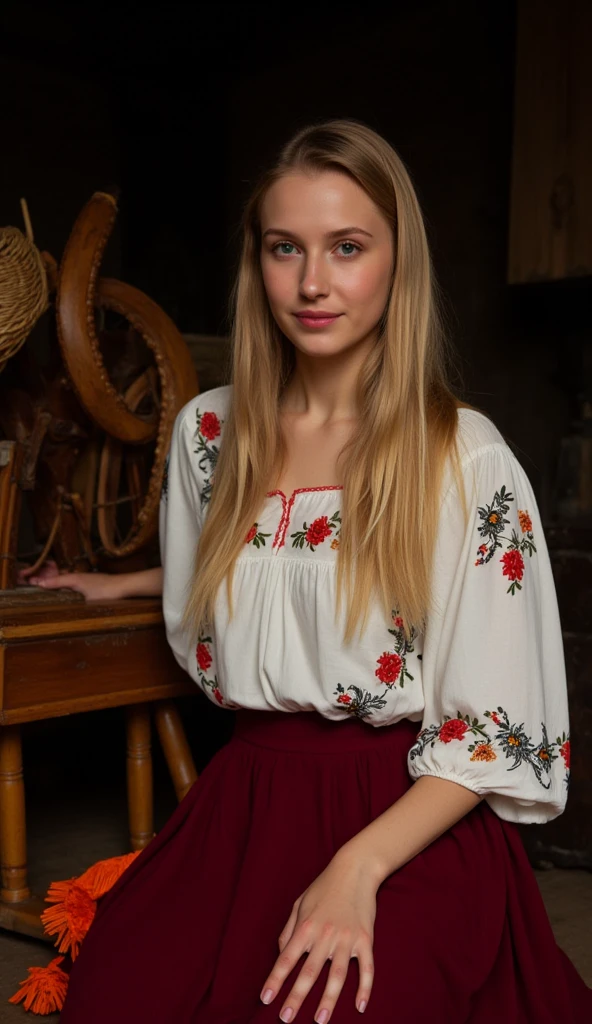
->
xmin=273 ymin=242 xmax=297 ymax=256
xmin=270 ymin=240 xmax=362 ymax=259
xmin=336 ymin=241 xmax=361 ymax=258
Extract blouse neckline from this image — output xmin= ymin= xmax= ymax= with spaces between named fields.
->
xmin=265 ymin=484 xmax=344 ymax=502
xmin=264 ymin=485 xmax=344 ymax=551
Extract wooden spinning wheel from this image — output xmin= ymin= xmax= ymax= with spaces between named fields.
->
xmin=54 ymin=189 xmax=198 ymax=561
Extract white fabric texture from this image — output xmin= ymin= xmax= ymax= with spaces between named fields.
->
xmin=159 ymin=384 xmax=571 ymax=824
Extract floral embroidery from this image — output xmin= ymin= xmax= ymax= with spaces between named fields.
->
xmin=334 ymin=609 xmax=418 ymax=716
xmin=375 ymin=612 xmax=416 ymax=688
xmin=474 ymin=485 xmax=537 ymax=594
xmin=193 ymin=409 xmax=223 ymax=510
xmin=556 ymin=732 xmax=570 ymax=789
xmin=334 ymin=686 xmax=389 ymax=717
xmin=245 ymin=522 xmax=272 ymax=548
xmin=195 ymin=635 xmax=237 ymax=708
xmin=161 ymin=452 xmax=170 ymax=503
xmin=409 ymin=704 xmax=570 ymax=791
xmin=291 ymin=511 xmax=341 ymax=552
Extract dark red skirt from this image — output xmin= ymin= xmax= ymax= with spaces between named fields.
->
xmin=60 ymin=708 xmax=592 ymax=1023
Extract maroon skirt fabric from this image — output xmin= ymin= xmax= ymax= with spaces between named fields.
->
xmin=60 ymin=708 xmax=592 ymax=1023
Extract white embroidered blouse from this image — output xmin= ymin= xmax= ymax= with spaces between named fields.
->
xmin=159 ymin=384 xmax=571 ymax=825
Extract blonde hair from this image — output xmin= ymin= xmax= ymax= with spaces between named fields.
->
xmin=184 ymin=118 xmax=479 ymax=645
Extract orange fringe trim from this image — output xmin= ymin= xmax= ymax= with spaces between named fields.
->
xmin=40 ymin=881 xmax=97 ymax=960
xmin=40 ymin=851 xmax=141 ymax=960
xmin=8 ymin=956 xmax=69 ymax=1015
xmin=9 ymin=850 xmax=142 ymax=1014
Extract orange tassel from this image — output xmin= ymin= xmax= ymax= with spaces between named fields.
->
xmin=41 ymin=881 xmax=97 ymax=960
xmin=75 ymin=850 xmax=141 ymax=900
xmin=39 ymin=850 xmax=141 ymax=959
xmin=8 ymin=850 xmax=143 ymax=1014
xmin=8 ymin=955 xmax=69 ymax=1014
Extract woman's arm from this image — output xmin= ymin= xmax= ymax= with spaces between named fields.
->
xmin=335 ymin=775 xmax=483 ymax=886
xmin=18 ymin=560 xmax=164 ymax=600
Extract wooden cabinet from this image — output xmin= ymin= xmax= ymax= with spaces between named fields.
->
xmin=508 ymin=0 xmax=592 ymax=283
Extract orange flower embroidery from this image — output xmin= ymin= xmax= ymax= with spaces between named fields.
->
xmin=475 ymin=485 xmax=537 ymax=594
xmin=470 ymin=742 xmax=497 ymax=762
xmin=518 ymin=509 xmax=533 ymax=533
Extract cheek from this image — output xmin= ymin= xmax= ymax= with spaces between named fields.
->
xmin=339 ymin=261 xmax=391 ymax=312
xmin=261 ymin=261 xmax=291 ymax=307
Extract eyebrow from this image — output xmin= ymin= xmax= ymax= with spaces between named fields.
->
xmin=262 ymin=226 xmax=374 ymax=240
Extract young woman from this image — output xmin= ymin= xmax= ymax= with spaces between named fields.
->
xmin=46 ymin=120 xmax=592 ymax=1021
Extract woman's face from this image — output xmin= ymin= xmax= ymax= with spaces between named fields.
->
xmin=259 ymin=169 xmax=394 ymax=359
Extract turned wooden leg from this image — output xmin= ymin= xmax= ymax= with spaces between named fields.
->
xmin=0 ymin=725 xmax=31 ymax=903
xmin=125 ymin=704 xmax=155 ymax=851
xmin=153 ymin=700 xmax=198 ymax=802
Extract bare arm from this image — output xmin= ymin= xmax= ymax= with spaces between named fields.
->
xmin=336 ymin=774 xmax=483 ymax=886
xmin=18 ymin=561 xmax=164 ymax=601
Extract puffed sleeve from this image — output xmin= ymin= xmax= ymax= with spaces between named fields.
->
xmin=407 ymin=438 xmax=571 ymax=824
xmin=158 ymin=403 xmax=203 ymax=683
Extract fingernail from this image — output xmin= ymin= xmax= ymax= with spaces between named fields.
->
xmin=359 ymin=1000 xmax=367 ymax=1013
xmin=280 ymin=1009 xmax=294 ymax=1022
xmin=316 ymin=1010 xmax=329 ymax=1023
xmin=261 ymin=988 xmax=273 ymax=1004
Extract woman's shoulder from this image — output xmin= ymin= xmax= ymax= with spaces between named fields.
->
xmin=175 ymin=384 xmax=233 ymax=440
xmin=177 ymin=383 xmax=233 ymax=425
xmin=454 ymin=406 xmax=510 ymax=464
xmin=439 ymin=406 xmax=524 ymax=504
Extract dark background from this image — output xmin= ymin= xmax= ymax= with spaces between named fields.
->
xmin=2 ymin=1 xmax=587 ymax=505
xmin=1 ymin=1 xmax=589 ymax=855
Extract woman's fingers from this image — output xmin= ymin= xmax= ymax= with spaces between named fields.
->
xmin=353 ymin=941 xmax=374 ymax=1014
xmin=263 ymin=927 xmax=371 ymax=1022
xmin=260 ymin=917 xmax=314 ymax=1009
xmin=279 ymin=939 xmax=354 ymax=1023
xmin=17 ymin=559 xmax=60 ymax=584
xmin=31 ymin=572 xmax=78 ymax=590
xmin=278 ymin=898 xmax=300 ymax=951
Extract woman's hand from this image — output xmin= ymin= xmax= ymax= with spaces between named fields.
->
xmin=17 ymin=560 xmax=126 ymax=601
xmin=259 ymin=849 xmax=378 ymax=1021
xmin=17 ymin=561 xmax=164 ymax=600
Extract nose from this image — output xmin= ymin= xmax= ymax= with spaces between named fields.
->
xmin=299 ymin=253 xmax=330 ymax=299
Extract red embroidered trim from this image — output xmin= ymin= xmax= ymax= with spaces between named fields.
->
xmin=266 ymin=485 xmax=343 ymax=549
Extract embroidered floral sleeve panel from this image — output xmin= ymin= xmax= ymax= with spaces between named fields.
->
xmin=407 ymin=421 xmax=570 ymax=824
xmin=159 ymin=384 xmax=571 ymax=825
xmin=158 ymin=405 xmax=205 ymax=687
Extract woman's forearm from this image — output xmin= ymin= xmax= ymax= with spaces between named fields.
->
xmin=337 ymin=774 xmax=483 ymax=888
xmin=116 ymin=566 xmax=164 ymax=598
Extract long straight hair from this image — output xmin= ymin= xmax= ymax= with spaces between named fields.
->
xmin=184 ymin=118 xmax=477 ymax=645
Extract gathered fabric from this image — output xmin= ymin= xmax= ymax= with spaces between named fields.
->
xmin=56 ymin=708 xmax=591 ymax=1023
xmin=160 ymin=385 xmax=570 ymax=825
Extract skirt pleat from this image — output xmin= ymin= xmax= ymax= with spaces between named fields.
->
xmin=59 ymin=709 xmax=592 ymax=1023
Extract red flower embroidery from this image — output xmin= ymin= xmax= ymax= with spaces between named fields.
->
xmin=199 ymin=412 xmax=221 ymax=441
xmin=392 ymin=614 xmax=404 ymax=629
xmin=337 ymin=693 xmax=352 ymax=704
xmin=375 ymin=651 xmax=403 ymax=685
xmin=196 ymin=642 xmax=212 ymax=671
xmin=213 ymin=686 xmax=224 ymax=705
xmin=439 ymin=718 xmax=469 ymax=743
xmin=245 ymin=524 xmax=257 ymax=544
xmin=500 ymin=548 xmax=524 ymax=582
xmin=489 ymin=712 xmax=501 ymax=725
xmin=305 ymin=516 xmax=333 ymax=547
xmin=560 ymin=739 xmax=570 ymax=769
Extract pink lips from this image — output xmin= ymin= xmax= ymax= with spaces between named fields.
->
xmin=294 ymin=314 xmax=342 ymax=329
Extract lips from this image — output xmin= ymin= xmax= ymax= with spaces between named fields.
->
xmin=293 ymin=313 xmax=342 ymax=328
